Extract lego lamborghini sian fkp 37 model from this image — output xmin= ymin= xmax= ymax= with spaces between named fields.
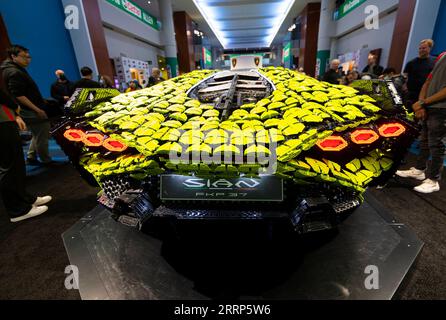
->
xmin=52 ymin=67 xmax=418 ymax=234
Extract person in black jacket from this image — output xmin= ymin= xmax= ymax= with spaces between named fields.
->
xmin=362 ymin=53 xmax=384 ymax=77
xmin=0 ymin=89 xmax=52 ymax=222
xmin=322 ymin=59 xmax=342 ymax=84
xmin=51 ymin=69 xmax=73 ymax=107
xmin=1 ymin=45 xmax=53 ymax=166
xmin=403 ymin=39 xmax=436 ymax=107
xmin=72 ymin=66 xmax=101 ymax=92
xmin=148 ymin=68 xmax=165 ymax=87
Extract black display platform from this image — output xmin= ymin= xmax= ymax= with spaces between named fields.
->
xmin=62 ymin=192 xmax=423 ymax=300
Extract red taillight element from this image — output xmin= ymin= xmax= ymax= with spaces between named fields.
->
xmin=83 ymin=133 xmax=105 ymax=147
xmin=351 ymin=130 xmax=379 ymax=145
xmin=103 ymin=138 xmax=128 ymax=152
xmin=64 ymin=129 xmax=85 ymax=142
xmin=379 ymin=123 xmax=406 ymax=138
xmin=317 ymin=136 xmax=348 ymax=151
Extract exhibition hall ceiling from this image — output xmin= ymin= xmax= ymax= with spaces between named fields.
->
xmin=172 ymin=0 xmax=317 ymax=50
xmin=129 ymin=0 xmax=317 ymax=50
xmin=132 ymin=0 xmax=162 ymax=18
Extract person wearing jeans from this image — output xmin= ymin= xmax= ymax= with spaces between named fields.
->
xmin=0 ymin=89 xmax=52 ymax=222
xmin=396 ymin=52 xmax=446 ymax=193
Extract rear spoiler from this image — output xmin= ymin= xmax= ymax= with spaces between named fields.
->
xmin=64 ymin=88 xmax=120 ymax=115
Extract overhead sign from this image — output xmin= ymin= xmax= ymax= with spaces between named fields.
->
xmin=334 ymin=0 xmax=367 ymax=20
xmin=106 ymin=0 xmax=160 ymax=30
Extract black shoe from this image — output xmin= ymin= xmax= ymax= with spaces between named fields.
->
xmin=26 ymin=158 xmax=42 ymax=166
xmin=41 ymin=160 xmax=58 ymax=167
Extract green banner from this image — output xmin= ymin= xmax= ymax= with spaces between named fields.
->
xmin=203 ymin=48 xmax=212 ymax=69
xmin=106 ymin=0 xmax=159 ymax=30
xmin=316 ymin=50 xmax=331 ymax=78
xmin=334 ymin=0 xmax=367 ymax=20
xmin=282 ymin=42 xmax=292 ymax=68
xmin=166 ymin=57 xmax=179 ymax=77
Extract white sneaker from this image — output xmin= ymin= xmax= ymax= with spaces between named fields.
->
xmin=396 ymin=167 xmax=426 ymax=181
xmin=33 ymin=196 xmax=52 ymax=207
xmin=414 ymin=179 xmax=440 ymax=194
xmin=10 ymin=206 xmax=49 ymax=223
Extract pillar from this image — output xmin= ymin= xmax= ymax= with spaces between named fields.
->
xmin=402 ymin=0 xmax=442 ymax=69
xmin=173 ymin=11 xmax=196 ymax=74
xmin=61 ymin=0 xmax=115 ymax=80
xmin=298 ymin=3 xmax=321 ymax=77
xmin=159 ymin=0 xmax=179 ymax=77
xmin=316 ymin=0 xmax=336 ymax=78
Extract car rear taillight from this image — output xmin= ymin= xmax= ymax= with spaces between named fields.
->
xmin=317 ymin=136 xmax=348 ymax=151
xmin=378 ymin=123 xmax=406 ymax=138
xmin=64 ymin=129 xmax=85 ymax=142
xmin=350 ymin=130 xmax=379 ymax=145
xmin=83 ymin=133 xmax=105 ymax=147
xmin=103 ymin=138 xmax=128 ymax=152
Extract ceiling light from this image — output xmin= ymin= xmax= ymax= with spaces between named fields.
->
xmin=193 ymin=0 xmax=295 ymax=49
xmin=192 ymin=0 xmax=228 ymax=48
xmin=147 ymin=1 xmax=151 ymax=4
xmin=267 ymin=0 xmax=296 ymax=47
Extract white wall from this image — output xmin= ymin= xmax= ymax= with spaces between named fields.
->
xmin=404 ymin=0 xmax=442 ymax=67
xmin=98 ymin=0 xmax=162 ymax=47
xmin=334 ymin=0 xmax=399 ymax=37
xmin=335 ymin=10 xmax=398 ymax=70
xmin=104 ymin=28 xmax=165 ymax=67
xmin=61 ymin=0 xmax=98 ymax=77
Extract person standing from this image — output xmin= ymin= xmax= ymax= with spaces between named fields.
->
xmin=1 ymin=45 xmax=53 ymax=166
xmin=396 ymin=52 xmax=446 ymax=193
xmin=0 ymin=88 xmax=52 ymax=222
xmin=51 ymin=69 xmax=73 ymax=107
xmin=403 ymin=39 xmax=436 ymax=107
xmin=322 ymin=59 xmax=342 ymax=84
xmin=148 ymin=68 xmax=165 ymax=87
xmin=99 ymin=75 xmax=114 ymax=89
xmin=362 ymin=53 xmax=384 ymax=77
xmin=72 ymin=67 xmax=101 ymax=91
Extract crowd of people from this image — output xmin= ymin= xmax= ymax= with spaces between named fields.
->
xmin=0 ymin=40 xmax=445 ymax=224
xmin=0 ymin=45 xmax=165 ymax=223
xmin=321 ymin=40 xmax=437 ymax=98
xmin=321 ymin=39 xmax=446 ymax=194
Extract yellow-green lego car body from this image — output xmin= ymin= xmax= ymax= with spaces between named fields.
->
xmin=52 ymin=67 xmax=418 ymax=233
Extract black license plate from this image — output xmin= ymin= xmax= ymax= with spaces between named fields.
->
xmin=160 ymin=175 xmax=283 ymax=202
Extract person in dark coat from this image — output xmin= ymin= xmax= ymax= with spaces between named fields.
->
xmin=396 ymin=52 xmax=446 ymax=194
xmin=403 ymin=39 xmax=436 ymax=107
xmin=362 ymin=53 xmax=384 ymax=77
xmin=1 ymin=45 xmax=53 ymax=165
xmin=51 ymin=69 xmax=73 ymax=107
xmin=0 ymin=88 xmax=52 ymax=222
xmin=322 ymin=59 xmax=342 ymax=84
xmin=148 ymin=68 xmax=165 ymax=87
xmin=72 ymin=66 xmax=101 ymax=92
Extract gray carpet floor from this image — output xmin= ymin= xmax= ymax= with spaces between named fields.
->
xmin=0 ymin=147 xmax=445 ymax=299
